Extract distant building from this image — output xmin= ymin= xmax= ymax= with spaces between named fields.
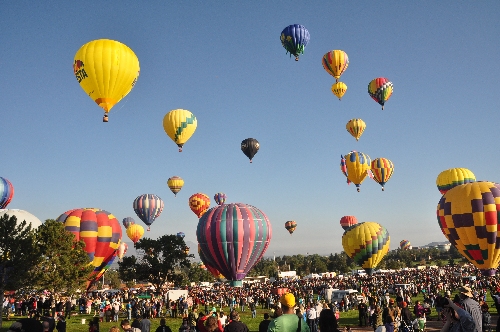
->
xmin=436 ymin=243 xmax=451 ymax=251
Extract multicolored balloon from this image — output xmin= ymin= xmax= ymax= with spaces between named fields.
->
xmin=73 ymin=39 xmax=140 ymax=122
xmin=331 ymin=82 xmax=347 ymax=100
xmin=167 ymin=176 xmax=184 ymax=197
xmin=436 ymin=168 xmax=476 ymax=195
xmin=368 ymin=77 xmax=393 ymax=110
xmin=198 ymin=244 xmax=224 ymax=279
xmin=117 ymin=242 xmax=128 ymax=260
xmin=189 ymin=193 xmax=211 ymax=218
xmin=340 ymin=215 xmax=358 ymax=230
xmin=122 ymin=217 xmax=135 ymax=229
xmin=177 ymin=232 xmax=185 ymax=238
xmin=341 ymin=222 xmax=390 ymax=275
xmin=241 ymin=138 xmax=260 ymax=163
xmin=400 ymin=240 xmax=411 ymax=250
xmin=214 ymin=193 xmax=227 ymax=205
xmin=280 ymin=24 xmax=310 ymax=61
xmin=340 ymin=151 xmax=371 ymax=192
xmin=284 ymin=221 xmax=297 ymax=235
xmin=371 ymin=158 xmax=394 ymax=191
xmin=0 ymin=177 xmax=14 ymax=209
xmin=197 ymin=203 xmax=272 ymax=286
xmin=345 ymin=119 xmax=366 ymax=141
xmin=126 ymin=223 xmax=144 ymax=244
xmin=162 ymin=109 xmax=197 ymax=152
xmin=437 ymin=181 xmax=500 ymax=276
xmin=56 ymin=208 xmax=122 ymax=283
xmin=133 ymin=194 xmax=164 ymax=231
xmin=322 ymin=50 xmax=349 ymax=82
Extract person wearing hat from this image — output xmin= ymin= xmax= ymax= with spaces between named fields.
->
xmin=224 ymin=310 xmax=249 ymax=332
xmin=268 ymin=293 xmax=310 ymax=332
xmin=400 ymin=302 xmax=412 ymax=332
xmin=458 ymin=286 xmax=482 ymax=332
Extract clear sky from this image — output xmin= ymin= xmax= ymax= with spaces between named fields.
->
xmin=1 ymin=2 xmax=500 ymax=257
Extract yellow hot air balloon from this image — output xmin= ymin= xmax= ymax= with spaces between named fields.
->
xmin=331 ymin=82 xmax=347 ymax=100
xmin=167 ymin=176 xmax=184 ymax=197
xmin=341 ymin=222 xmax=390 ymax=275
xmin=345 ymin=119 xmax=366 ymax=141
xmin=73 ymin=39 xmax=140 ymax=122
xmin=437 ymin=181 xmax=500 ymax=276
xmin=163 ymin=109 xmax=198 ymax=152
xmin=436 ymin=168 xmax=476 ymax=195
xmin=126 ymin=223 xmax=144 ymax=244
xmin=340 ymin=151 xmax=371 ymax=192
xmin=322 ymin=50 xmax=349 ymax=82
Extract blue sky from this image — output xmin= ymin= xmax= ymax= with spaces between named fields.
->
xmin=1 ymin=2 xmax=500 ymax=256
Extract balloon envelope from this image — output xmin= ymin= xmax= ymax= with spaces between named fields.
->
xmin=177 ymin=232 xmax=185 ymax=238
xmin=400 ymin=240 xmax=411 ymax=250
xmin=198 ymin=243 xmax=224 ymax=279
xmin=341 ymin=222 xmax=390 ymax=275
xmin=285 ymin=220 xmax=297 ymax=234
xmin=118 ymin=242 xmax=128 ymax=260
xmin=340 ymin=216 xmax=358 ymax=230
xmin=73 ymin=39 xmax=140 ymax=120
xmin=56 ymin=208 xmax=122 ymax=283
xmin=322 ymin=50 xmax=349 ymax=81
xmin=436 ymin=168 xmax=476 ymax=195
xmin=189 ymin=193 xmax=211 ymax=218
xmin=126 ymin=224 xmax=144 ymax=244
xmin=0 ymin=209 xmax=42 ymax=229
xmin=197 ymin=203 xmax=272 ymax=286
xmin=167 ymin=176 xmax=184 ymax=196
xmin=280 ymin=24 xmax=310 ymax=61
xmin=0 ymin=177 xmax=14 ymax=209
xmin=122 ymin=217 xmax=135 ymax=229
xmin=331 ymin=82 xmax=347 ymax=100
xmin=133 ymin=194 xmax=164 ymax=230
xmin=437 ymin=181 xmax=500 ymax=276
xmin=340 ymin=151 xmax=371 ymax=191
xmin=368 ymin=77 xmax=393 ymax=110
xmin=163 ymin=109 xmax=197 ymax=152
xmin=345 ymin=119 xmax=366 ymax=141
xmin=241 ymin=138 xmax=260 ymax=162
xmin=214 ymin=193 xmax=227 ymax=205
xmin=371 ymin=158 xmax=395 ymax=191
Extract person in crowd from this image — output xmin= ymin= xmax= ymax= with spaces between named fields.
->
xmin=196 ymin=310 xmax=223 ymax=332
xmin=267 ymin=293 xmax=310 ymax=332
xmin=154 ymin=318 xmax=173 ymax=332
xmin=224 ymin=310 xmax=249 ymax=332
xmin=318 ymin=309 xmax=341 ymax=332
xmin=55 ymin=314 xmax=66 ymax=332
xmin=358 ymin=299 xmax=368 ymax=327
xmin=140 ymin=312 xmax=151 ymax=332
xmin=121 ymin=319 xmax=141 ymax=332
xmin=458 ymin=286 xmax=483 ymax=332
xmin=258 ymin=313 xmax=271 ymax=332
xmin=440 ymin=297 xmax=475 ymax=332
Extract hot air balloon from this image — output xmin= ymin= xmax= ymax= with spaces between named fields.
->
xmin=400 ymin=240 xmax=411 ymax=250
xmin=368 ymin=77 xmax=393 ymax=110
xmin=371 ymin=158 xmax=395 ymax=191
xmin=0 ymin=177 xmax=14 ymax=209
xmin=189 ymin=193 xmax=211 ymax=218
xmin=345 ymin=119 xmax=366 ymax=141
xmin=122 ymin=217 xmax=135 ymax=229
xmin=117 ymin=242 xmax=128 ymax=260
xmin=167 ymin=176 xmax=184 ymax=197
xmin=126 ymin=224 xmax=144 ymax=244
xmin=331 ymin=82 xmax=347 ymax=100
xmin=214 ymin=193 xmax=227 ymax=205
xmin=198 ymin=244 xmax=224 ymax=279
xmin=284 ymin=221 xmax=297 ymax=235
xmin=197 ymin=203 xmax=272 ymax=286
xmin=341 ymin=222 xmax=390 ymax=275
xmin=322 ymin=50 xmax=349 ymax=82
xmin=133 ymin=194 xmax=164 ymax=231
xmin=73 ymin=39 xmax=140 ymax=122
xmin=162 ymin=109 xmax=197 ymax=152
xmin=56 ymin=208 xmax=122 ymax=283
xmin=241 ymin=138 xmax=259 ymax=163
xmin=340 ymin=216 xmax=358 ymax=230
xmin=0 ymin=209 xmax=42 ymax=229
xmin=437 ymin=181 xmax=500 ymax=276
xmin=280 ymin=24 xmax=310 ymax=61
xmin=436 ymin=168 xmax=476 ymax=195
xmin=340 ymin=151 xmax=371 ymax=192
xmin=177 ymin=232 xmax=185 ymax=238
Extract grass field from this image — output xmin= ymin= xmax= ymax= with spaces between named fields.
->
xmin=0 ymin=292 xmax=494 ymax=331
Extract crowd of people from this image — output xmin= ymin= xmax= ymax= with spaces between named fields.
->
xmin=4 ymin=264 xmax=500 ymax=332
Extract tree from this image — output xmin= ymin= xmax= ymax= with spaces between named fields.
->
xmin=186 ymin=263 xmax=214 ymax=283
xmin=30 ymin=220 xmax=93 ymax=295
xmin=118 ymin=235 xmax=193 ymax=290
xmin=104 ymin=269 xmax=122 ymax=289
xmin=0 ymin=214 xmax=40 ymax=328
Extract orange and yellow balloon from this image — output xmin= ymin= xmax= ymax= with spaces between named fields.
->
xmin=436 ymin=168 xmax=476 ymax=195
xmin=331 ymin=82 xmax=347 ymax=100
xmin=340 ymin=151 xmax=371 ymax=192
xmin=322 ymin=50 xmax=349 ymax=82
xmin=73 ymin=39 xmax=140 ymax=122
xmin=345 ymin=119 xmax=366 ymax=141
xmin=189 ymin=193 xmax=210 ymax=218
xmin=126 ymin=223 xmax=144 ymax=244
xmin=370 ymin=158 xmax=394 ymax=191
xmin=163 ymin=109 xmax=197 ymax=152
xmin=167 ymin=176 xmax=184 ymax=197
xmin=285 ymin=221 xmax=297 ymax=235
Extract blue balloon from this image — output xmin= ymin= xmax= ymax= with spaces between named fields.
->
xmin=280 ymin=24 xmax=310 ymax=61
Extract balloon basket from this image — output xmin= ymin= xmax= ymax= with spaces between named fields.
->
xmin=103 ymin=115 xmax=109 ymax=122
xmin=230 ymin=280 xmax=243 ymax=287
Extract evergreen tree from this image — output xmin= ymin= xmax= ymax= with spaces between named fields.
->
xmin=0 ymin=214 xmax=40 ymax=327
xmin=30 ymin=220 xmax=93 ymax=295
